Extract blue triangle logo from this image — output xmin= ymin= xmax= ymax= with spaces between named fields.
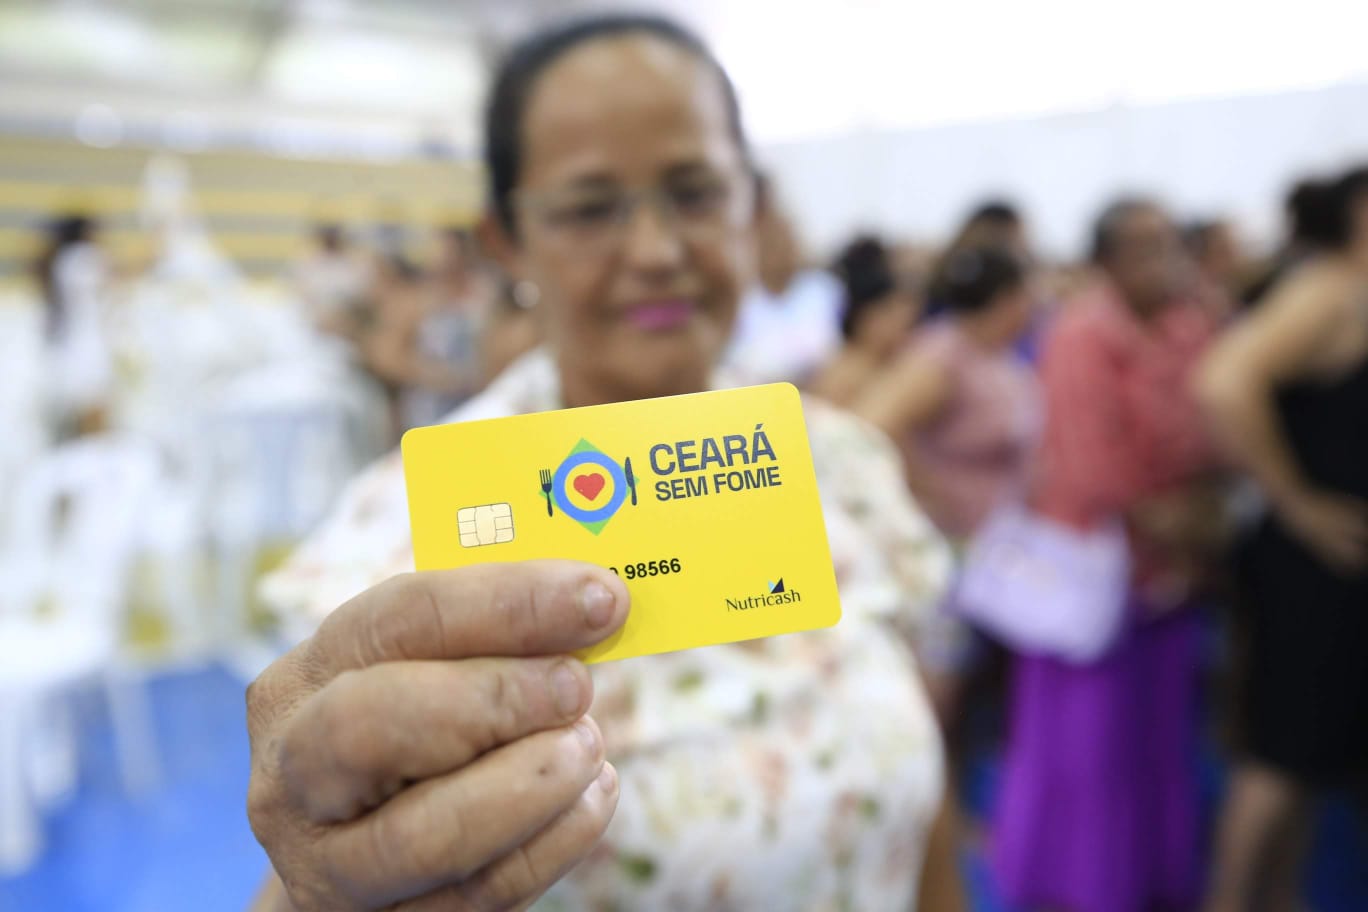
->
xmin=769 ymin=579 xmax=785 ymax=594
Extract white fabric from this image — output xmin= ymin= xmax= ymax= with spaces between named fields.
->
xmin=955 ymin=502 xmax=1130 ymax=663
xmin=45 ymin=243 xmax=113 ymax=419
xmin=721 ymin=269 xmax=842 ymax=385
xmin=293 ymin=252 xmax=371 ymax=325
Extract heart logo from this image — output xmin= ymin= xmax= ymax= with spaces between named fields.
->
xmin=573 ymin=472 xmax=606 ymax=501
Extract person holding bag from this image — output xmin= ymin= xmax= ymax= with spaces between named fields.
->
xmin=988 ymin=199 xmax=1223 ymax=912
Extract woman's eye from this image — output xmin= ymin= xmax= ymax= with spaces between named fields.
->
xmin=670 ymin=183 xmax=724 ymax=215
xmin=552 ymin=199 xmax=620 ymax=227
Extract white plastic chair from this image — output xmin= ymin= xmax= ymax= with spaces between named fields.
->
xmin=0 ymin=434 xmax=164 ymax=874
xmin=0 ymin=299 xmax=51 ymax=542
xmin=199 ymin=364 xmax=357 ymax=642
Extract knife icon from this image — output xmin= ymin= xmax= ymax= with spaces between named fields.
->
xmin=624 ymin=457 xmax=638 ymax=506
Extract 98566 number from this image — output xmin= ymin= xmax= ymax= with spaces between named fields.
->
xmin=609 ymin=558 xmax=682 ymax=579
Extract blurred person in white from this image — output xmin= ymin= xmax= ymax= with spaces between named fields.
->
xmin=1199 ymin=166 xmax=1368 ymax=912
xmin=291 ymin=223 xmax=373 ymax=341
xmin=32 ymin=214 xmax=113 ymax=439
xmin=806 ymin=236 xmax=921 ymax=406
xmin=140 ymin=153 xmax=242 ymax=288
xmin=854 ymin=245 xmax=1041 ymax=724
xmin=245 ymin=13 xmax=962 ymax=912
xmin=719 ymin=175 xmax=843 ymax=385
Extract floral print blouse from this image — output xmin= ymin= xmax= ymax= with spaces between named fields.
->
xmin=260 ymin=349 xmax=952 ymax=911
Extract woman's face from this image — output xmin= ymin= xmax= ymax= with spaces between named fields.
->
xmin=433 ymin=230 xmax=472 ymax=277
xmin=1106 ymin=206 xmax=1183 ymax=315
xmin=857 ymin=290 xmax=919 ymax=355
xmin=499 ymin=36 xmax=756 ymax=403
xmin=990 ymin=283 xmax=1036 ymax=342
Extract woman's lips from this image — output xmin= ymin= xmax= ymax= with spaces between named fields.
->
xmin=622 ymin=299 xmax=696 ymax=331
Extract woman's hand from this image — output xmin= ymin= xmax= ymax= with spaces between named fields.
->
xmin=246 ymin=561 xmax=629 ymax=911
xmin=1276 ymin=488 xmax=1368 ymax=575
xmin=1131 ymin=484 xmax=1228 ymax=551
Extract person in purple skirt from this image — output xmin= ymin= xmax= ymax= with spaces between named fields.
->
xmin=990 ymin=199 xmax=1224 ymax=912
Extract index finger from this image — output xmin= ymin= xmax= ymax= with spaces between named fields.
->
xmin=309 ymin=561 xmax=628 ymax=674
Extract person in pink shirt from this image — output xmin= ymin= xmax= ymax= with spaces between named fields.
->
xmin=856 ymin=244 xmax=1040 ymax=542
xmin=991 ymin=199 xmax=1223 ymax=912
xmin=855 ymin=243 xmax=1041 ymax=851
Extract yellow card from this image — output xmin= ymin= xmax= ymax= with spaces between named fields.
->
xmin=401 ymin=383 xmax=840 ymax=663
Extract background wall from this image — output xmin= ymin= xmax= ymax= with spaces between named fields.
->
xmin=761 ymin=80 xmax=1368 ymax=259
xmin=5 ymin=0 xmax=1368 ymax=271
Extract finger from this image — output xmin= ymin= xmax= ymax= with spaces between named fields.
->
xmin=280 ymin=657 xmax=594 ymax=822
xmin=308 ymin=562 xmax=629 ymax=674
xmin=391 ymin=763 xmax=620 ymax=912
xmin=246 ymin=645 xmax=307 ymax=747
xmin=322 ymin=717 xmax=607 ymax=907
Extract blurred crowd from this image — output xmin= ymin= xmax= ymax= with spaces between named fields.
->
xmin=8 ymin=126 xmax=1368 ymax=910
xmin=30 ymin=211 xmax=541 ymax=449
xmin=24 ymin=166 xmax=1356 ymax=458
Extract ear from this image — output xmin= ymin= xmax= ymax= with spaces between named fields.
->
xmin=739 ymin=170 xmax=765 ymax=256
xmin=748 ymin=170 xmax=772 ymax=229
xmin=475 ymin=212 xmax=522 ymax=279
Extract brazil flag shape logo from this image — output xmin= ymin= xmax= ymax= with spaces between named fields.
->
xmin=546 ymin=438 xmax=628 ymax=534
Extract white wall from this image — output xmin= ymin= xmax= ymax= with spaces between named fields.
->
xmin=759 ymin=81 xmax=1368 ymax=261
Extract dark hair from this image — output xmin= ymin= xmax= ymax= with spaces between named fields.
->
xmin=1241 ymin=177 xmax=1346 ymax=309
xmin=438 ymin=225 xmax=474 ymax=259
xmin=832 ymin=236 xmax=898 ymax=339
xmin=484 ymin=13 xmax=750 ymax=234
xmin=939 ymin=245 xmax=1025 ymax=315
xmin=441 ymin=225 xmax=472 ymax=246
xmin=1302 ymin=166 xmax=1368 ymax=250
xmin=1287 ymin=178 xmax=1334 ymax=246
xmin=1090 ymin=197 xmax=1160 ymax=263
xmin=965 ymin=199 xmax=1022 ymax=229
xmin=32 ymin=214 xmax=94 ymax=340
xmin=382 ymin=253 xmax=423 ymax=284
xmin=315 ymin=223 xmax=344 ymax=252
xmin=928 ymin=199 xmax=1027 ymax=306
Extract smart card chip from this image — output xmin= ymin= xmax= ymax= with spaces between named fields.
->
xmin=457 ymin=503 xmax=514 ymax=547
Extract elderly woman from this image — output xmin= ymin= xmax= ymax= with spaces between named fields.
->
xmin=991 ymin=200 xmax=1220 ymax=912
xmin=246 ymin=15 xmax=957 ymax=912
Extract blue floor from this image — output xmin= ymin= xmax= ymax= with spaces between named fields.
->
xmin=2 ymin=665 xmax=1364 ymax=912
xmin=0 ymin=665 xmax=268 ymax=912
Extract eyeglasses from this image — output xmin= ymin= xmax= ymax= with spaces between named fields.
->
xmin=514 ymin=171 xmax=748 ymax=253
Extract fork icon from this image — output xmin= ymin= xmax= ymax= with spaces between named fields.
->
xmin=539 ymin=469 xmax=554 ymax=516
